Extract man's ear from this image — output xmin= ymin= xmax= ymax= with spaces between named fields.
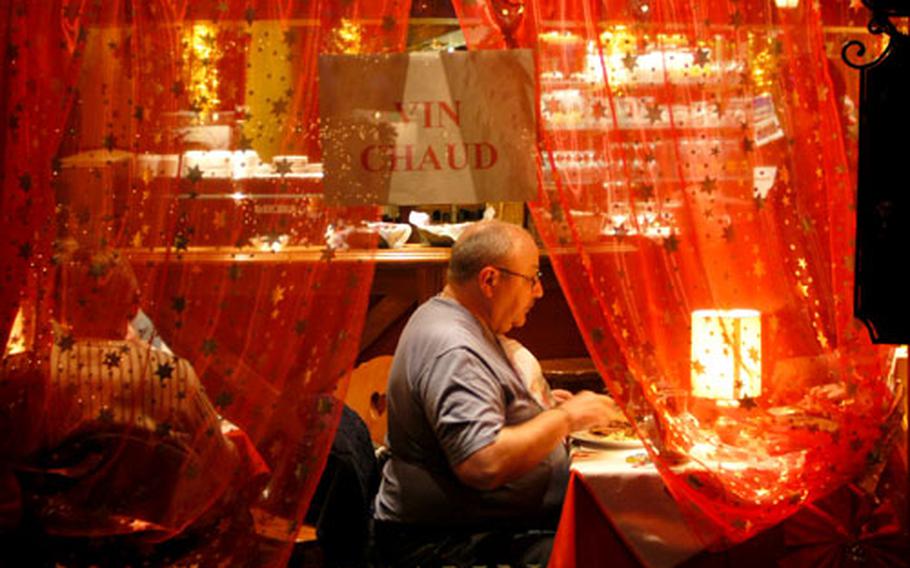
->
xmin=477 ymin=266 xmax=498 ymax=298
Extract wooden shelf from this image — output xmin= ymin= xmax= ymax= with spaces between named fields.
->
xmin=125 ymin=244 xmax=452 ymax=265
xmin=124 ymin=242 xmax=636 ymax=265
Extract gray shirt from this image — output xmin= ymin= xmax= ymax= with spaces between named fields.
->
xmin=374 ymin=296 xmax=569 ymax=527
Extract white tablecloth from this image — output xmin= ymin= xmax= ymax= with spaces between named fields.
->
xmin=569 ymin=446 xmax=705 ymax=567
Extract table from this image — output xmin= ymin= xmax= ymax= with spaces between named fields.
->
xmin=549 ymin=447 xmax=707 ymax=568
xmin=549 ymin=443 xmax=909 ymax=568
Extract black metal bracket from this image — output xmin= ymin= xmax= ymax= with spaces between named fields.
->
xmin=842 ymin=1 xmax=910 ymax=344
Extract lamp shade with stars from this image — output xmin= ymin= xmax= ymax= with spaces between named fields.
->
xmin=690 ymin=309 xmax=762 ymax=403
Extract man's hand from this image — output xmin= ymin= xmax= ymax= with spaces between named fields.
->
xmin=557 ymin=390 xmax=622 ymax=433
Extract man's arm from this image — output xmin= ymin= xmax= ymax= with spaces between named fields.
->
xmin=453 ymin=391 xmax=618 ymax=490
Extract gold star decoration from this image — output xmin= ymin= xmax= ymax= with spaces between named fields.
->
xmin=186 ymin=165 xmax=203 ymax=183
xmin=273 ymin=158 xmax=292 ymax=175
xmin=156 ymin=362 xmax=174 ymax=381
xmin=748 ymin=347 xmax=759 ymax=362
xmin=700 ymin=176 xmax=716 ymax=195
xmin=272 ymin=285 xmax=286 ymax=305
xmin=722 ymin=224 xmax=735 ymax=242
xmin=57 ymin=334 xmax=75 ymax=352
xmin=271 ymin=97 xmax=288 ymax=116
xmin=103 ymin=352 xmax=122 ymax=369
xmin=636 ymin=183 xmax=655 ymax=200
xmin=174 ymin=233 xmax=190 ymax=251
xmin=235 ymin=133 xmax=253 ymax=151
xmin=622 ymin=51 xmax=638 ymax=71
xmin=739 ymin=396 xmax=757 ymax=410
xmin=691 ymin=360 xmax=706 ymax=375
xmin=645 ymin=103 xmax=662 ymax=124
xmin=693 ymin=47 xmax=710 ymax=66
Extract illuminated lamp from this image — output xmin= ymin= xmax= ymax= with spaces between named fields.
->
xmin=691 ymin=309 xmax=762 ymax=405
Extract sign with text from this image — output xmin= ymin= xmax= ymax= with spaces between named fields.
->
xmin=319 ymin=50 xmax=537 ymax=205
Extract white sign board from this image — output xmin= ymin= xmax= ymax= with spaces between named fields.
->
xmin=319 ymin=49 xmax=537 ymax=205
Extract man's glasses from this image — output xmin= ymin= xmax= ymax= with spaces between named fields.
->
xmin=494 ymin=266 xmax=543 ymax=287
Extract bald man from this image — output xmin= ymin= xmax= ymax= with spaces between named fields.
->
xmin=373 ymin=220 xmax=617 ymax=567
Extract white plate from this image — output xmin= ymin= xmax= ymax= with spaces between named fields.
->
xmin=570 ymin=429 xmax=644 ymax=449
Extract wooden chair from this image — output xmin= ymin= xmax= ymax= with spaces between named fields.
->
xmin=344 ymin=355 xmax=393 ymax=446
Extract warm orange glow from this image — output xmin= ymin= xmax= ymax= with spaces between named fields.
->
xmin=4 ymin=307 xmax=26 ymax=356
xmin=183 ymin=23 xmax=221 ymax=119
xmin=333 ymin=19 xmax=364 ymax=54
xmin=691 ymin=309 xmax=762 ymax=402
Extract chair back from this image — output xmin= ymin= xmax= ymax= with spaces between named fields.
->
xmin=345 ymin=356 xmax=392 ymax=445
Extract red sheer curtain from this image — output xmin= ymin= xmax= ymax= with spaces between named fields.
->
xmin=1 ymin=0 xmax=410 ymax=565
xmin=454 ymin=0 xmax=900 ymax=547
xmin=1 ymin=0 xmax=87 ymax=355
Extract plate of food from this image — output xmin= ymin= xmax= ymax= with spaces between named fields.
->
xmin=571 ymin=421 xmax=644 ymax=449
